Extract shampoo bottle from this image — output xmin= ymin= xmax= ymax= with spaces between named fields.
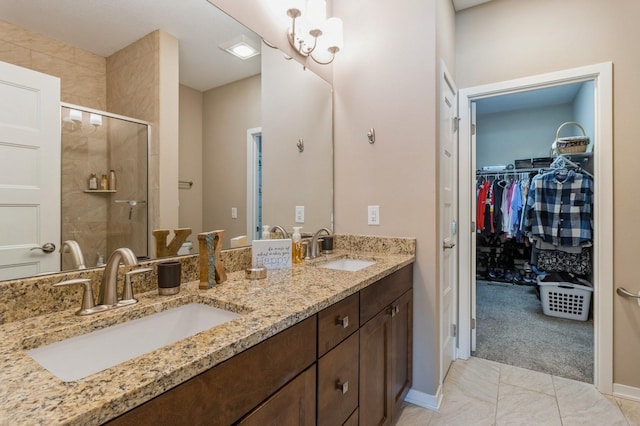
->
xmin=88 ymin=173 xmax=98 ymax=190
xmin=292 ymin=226 xmax=303 ymax=265
xmin=108 ymin=169 xmax=117 ymax=191
xmin=262 ymin=225 xmax=271 ymax=239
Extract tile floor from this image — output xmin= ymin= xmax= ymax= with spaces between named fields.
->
xmin=396 ymin=357 xmax=640 ymax=425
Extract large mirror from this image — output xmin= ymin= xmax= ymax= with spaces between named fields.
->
xmin=0 ymin=0 xmax=333 ymax=281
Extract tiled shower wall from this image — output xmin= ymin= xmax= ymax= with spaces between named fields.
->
xmin=0 ymin=19 xmax=106 ymax=110
xmin=106 ymin=31 xmax=161 ymax=245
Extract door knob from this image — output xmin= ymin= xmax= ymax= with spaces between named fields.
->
xmin=443 ymin=242 xmax=456 ymax=250
xmin=30 ymin=243 xmax=56 ymax=253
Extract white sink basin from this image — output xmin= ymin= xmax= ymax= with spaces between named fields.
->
xmin=320 ymin=258 xmax=376 ymax=272
xmin=27 ymin=303 xmax=241 ymax=382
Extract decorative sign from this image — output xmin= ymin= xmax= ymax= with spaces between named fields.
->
xmin=251 ymin=239 xmax=292 ymax=270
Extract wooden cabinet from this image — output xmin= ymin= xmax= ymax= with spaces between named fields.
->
xmin=317 ymin=293 xmax=359 ymax=357
xmin=238 ymin=365 xmax=316 ymax=426
xmin=359 ymin=265 xmax=413 ymax=426
xmin=108 ymin=264 xmax=413 ymax=426
xmin=390 ymin=289 xmax=413 ymax=418
xmin=107 ymin=316 xmax=316 ymax=426
xmin=359 ymin=305 xmax=392 ymax=425
xmin=317 ymin=331 xmax=359 ymax=425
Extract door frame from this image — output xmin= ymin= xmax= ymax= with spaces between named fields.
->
xmin=246 ymin=127 xmax=262 ymax=243
xmin=456 ymin=62 xmax=613 ymax=394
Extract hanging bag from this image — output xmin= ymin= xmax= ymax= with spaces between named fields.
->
xmin=551 ymin=121 xmax=590 ymax=155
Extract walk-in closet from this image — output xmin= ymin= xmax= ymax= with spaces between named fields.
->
xmin=472 ymin=81 xmax=595 ymax=383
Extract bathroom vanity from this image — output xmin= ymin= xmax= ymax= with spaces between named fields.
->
xmin=108 ymin=265 xmax=412 ymax=425
xmin=0 ymin=236 xmax=415 ymax=425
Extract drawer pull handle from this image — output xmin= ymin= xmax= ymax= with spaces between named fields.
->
xmin=336 ymin=315 xmax=349 ymax=328
xmin=390 ymin=305 xmax=400 ymax=317
xmin=336 ymin=380 xmax=349 ymax=394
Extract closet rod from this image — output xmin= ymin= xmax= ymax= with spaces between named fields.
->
xmin=476 ymin=167 xmax=548 ymax=176
xmin=550 ymin=154 xmax=593 ymax=178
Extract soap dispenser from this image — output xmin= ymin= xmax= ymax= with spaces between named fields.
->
xmin=262 ymin=225 xmax=271 ymax=239
xmin=292 ymin=226 xmax=303 ymax=265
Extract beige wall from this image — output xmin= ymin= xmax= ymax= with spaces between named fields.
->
xmin=261 ymin=45 xmax=333 ymax=236
xmin=333 ymin=0 xmax=449 ymax=396
xmin=456 ymin=0 xmax=640 ymax=388
xmin=202 ymin=75 xmax=261 ymax=247
xmin=0 ymin=19 xmax=106 ymax=110
xmin=179 ymin=85 xmax=204 ymax=243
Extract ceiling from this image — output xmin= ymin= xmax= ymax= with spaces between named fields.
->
xmin=452 ymin=0 xmax=494 ymax=12
xmin=0 ymin=0 xmax=496 ymax=90
xmin=0 ymin=0 xmax=261 ymax=91
xmin=475 ymin=82 xmax=586 ymax=116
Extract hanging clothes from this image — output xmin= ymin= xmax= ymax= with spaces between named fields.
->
xmin=501 ymin=181 xmax=512 ymax=234
xmin=508 ymin=181 xmax=522 ymax=239
xmin=476 ymin=180 xmax=494 ymax=234
xmin=492 ymin=179 xmax=505 ymax=234
xmin=524 ymin=168 xmax=593 ymax=276
xmin=525 ymin=170 xmax=593 ymax=247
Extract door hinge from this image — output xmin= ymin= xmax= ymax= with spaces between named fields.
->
xmin=453 ymin=116 xmax=460 ymax=132
xmin=471 ymin=123 xmax=476 ymax=135
xmin=451 ymin=324 xmax=457 ymax=337
xmin=471 ymin=318 xmax=476 ymax=330
xmin=471 ymin=221 xmax=476 ymax=232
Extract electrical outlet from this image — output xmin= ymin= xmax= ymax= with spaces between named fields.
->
xmin=295 ymin=205 xmax=305 ymax=223
xmin=231 ymin=207 xmax=237 ymax=219
xmin=368 ymin=205 xmax=380 ymax=225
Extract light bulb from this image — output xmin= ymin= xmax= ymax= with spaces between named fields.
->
xmin=325 ymin=17 xmax=343 ymax=51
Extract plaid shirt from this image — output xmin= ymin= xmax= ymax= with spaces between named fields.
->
xmin=525 ymin=170 xmax=593 ymax=247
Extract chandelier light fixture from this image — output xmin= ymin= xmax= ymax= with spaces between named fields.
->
xmin=284 ymin=0 xmax=343 ymax=65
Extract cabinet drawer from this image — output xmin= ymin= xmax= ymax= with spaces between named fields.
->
xmin=238 ymin=365 xmax=316 ymax=426
xmin=318 ymin=293 xmax=359 ymax=357
xmin=360 ymin=264 xmax=413 ymax=325
xmin=317 ymin=331 xmax=359 ymax=426
xmin=107 ymin=316 xmax=317 ymax=426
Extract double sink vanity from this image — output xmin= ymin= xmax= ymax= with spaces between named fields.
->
xmin=0 ymin=235 xmax=415 ymax=425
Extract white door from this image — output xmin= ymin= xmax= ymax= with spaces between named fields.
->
xmin=0 ymin=61 xmax=61 ymax=280
xmin=440 ymin=62 xmax=458 ymax=381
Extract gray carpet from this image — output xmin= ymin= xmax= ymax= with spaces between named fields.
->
xmin=473 ymin=280 xmax=593 ymax=383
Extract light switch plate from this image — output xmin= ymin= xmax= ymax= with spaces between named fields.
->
xmin=231 ymin=207 xmax=237 ymax=219
xmin=295 ymin=206 xmax=304 ymax=223
xmin=368 ymin=205 xmax=380 ymax=225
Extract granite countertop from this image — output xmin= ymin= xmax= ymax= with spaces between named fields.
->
xmin=0 ymin=249 xmax=414 ymax=425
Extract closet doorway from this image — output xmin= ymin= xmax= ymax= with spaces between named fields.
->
xmin=456 ymin=63 xmax=613 ymax=394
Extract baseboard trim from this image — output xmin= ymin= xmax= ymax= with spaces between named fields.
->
xmin=613 ymin=383 xmax=640 ymax=402
xmin=404 ymin=385 xmax=442 ymax=412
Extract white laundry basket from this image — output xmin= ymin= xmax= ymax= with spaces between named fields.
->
xmin=538 ymin=276 xmax=593 ymax=321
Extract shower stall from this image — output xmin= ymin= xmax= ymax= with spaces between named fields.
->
xmin=60 ymin=104 xmax=149 ymax=269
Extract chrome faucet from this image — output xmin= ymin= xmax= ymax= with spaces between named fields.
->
xmin=60 ymin=240 xmax=86 ymax=270
xmin=270 ymin=225 xmax=289 ymax=239
xmin=98 ymin=247 xmax=138 ymax=305
xmin=310 ymin=227 xmax=332 ymax=259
